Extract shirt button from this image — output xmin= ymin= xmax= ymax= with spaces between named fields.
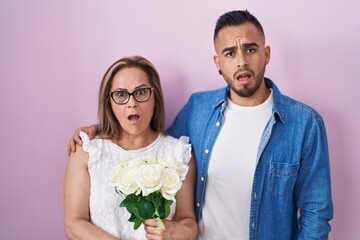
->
xmin=205 ymin=149 xmax=209 ymax=154
xmin=252 ymin=223 xmax=255 ymax=229
xmin=201 ymin=177 xmax=205 ymax=181
xmin=197 ymin=203 xmax=200 ymax=207
xmin=216 ymin=122 xmax=220 ymax=126
xmin=254 ymin=193 xmax=257 ymax=200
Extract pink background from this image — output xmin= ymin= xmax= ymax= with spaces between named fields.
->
xmin=1 ymin=0 xmax=359 ymax=239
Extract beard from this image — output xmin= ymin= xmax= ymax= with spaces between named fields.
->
xmin=222 ymin=65 xmax=266 ymax=98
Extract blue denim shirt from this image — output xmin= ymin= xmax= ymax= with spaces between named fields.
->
xmin=167 ymin=78 xmax=333 ymax=239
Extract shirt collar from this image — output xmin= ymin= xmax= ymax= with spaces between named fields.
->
xmin=264 ymin=78 xmax=285 ymax=123
xmin=211 ymin=78 xmax=285 ymax=123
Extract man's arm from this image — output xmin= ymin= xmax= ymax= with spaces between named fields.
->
xmin=295 ymin=117 xmax=333 ymax=239
xmin=166 ymin=98 xmax=192 ymax=138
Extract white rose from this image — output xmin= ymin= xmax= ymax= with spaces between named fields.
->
xmin=161 ymin=168 xmax=182 ymax=201
xmin=159 ymin=158 xmax=189 ymax=181
xmin=109 ymin=163 xmax=125 ymax=186
xmin=137 ymin=164 xmax=163 ymax=196
xmin=120 ymin=167 xmax=141 ymax=195
xmin=110 ymin=165 xmax=140 ymax=195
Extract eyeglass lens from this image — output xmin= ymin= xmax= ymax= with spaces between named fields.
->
xmin=111 ymin=88 xmax=152 ymax=104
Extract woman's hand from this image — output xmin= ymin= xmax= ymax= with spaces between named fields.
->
xmin=143 ymin=219 xmax=195 ymax=240
xmin=143 ymin=152 xmax=198 ymax=240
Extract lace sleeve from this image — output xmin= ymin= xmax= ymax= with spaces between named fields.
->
xmin=178 ymin=136 xmax=192 ymax=165
xmin=80 ymin=131 xmax=102 ymax=164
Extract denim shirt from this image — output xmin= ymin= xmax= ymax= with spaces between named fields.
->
xmin=167 ymin=78 xmax=333 ymax=239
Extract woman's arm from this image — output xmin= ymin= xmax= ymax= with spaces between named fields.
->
xmin=64 ymin=145 xmax=118 ymax=240
xmin=143 ymin=154 xmax=198 ymax=240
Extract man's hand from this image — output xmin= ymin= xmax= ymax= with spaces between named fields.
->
xmin=67 ymin=125 xmax=98 ymax=155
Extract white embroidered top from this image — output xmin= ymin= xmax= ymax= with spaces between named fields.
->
xmin=80 ymin=131 xmax=191 ymax=240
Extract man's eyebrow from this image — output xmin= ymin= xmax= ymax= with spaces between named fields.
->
xmin=242 ymin=42 xmax=259 ymax=48
xmin=221 ymin=46 xmax=237 ymax=54
xmin=221 ymin=42 xmax=259 ymax=54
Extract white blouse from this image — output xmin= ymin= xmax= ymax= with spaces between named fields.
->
xmin=80 ymin=131 xmax=191 ymax=240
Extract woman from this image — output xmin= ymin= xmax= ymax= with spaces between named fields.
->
xmin=64 ymin=56 xmax=198 ymax=240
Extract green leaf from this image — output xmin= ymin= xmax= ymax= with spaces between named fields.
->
xmin=145 ymin=193 xmax=153 ymax=202
xmin=137 ymin=197 xmax=155 ymax=219
xmin=130 ymin=203 xmax=143 ymax=220
xmin=133 ymin=218 xmax=143 ymax=230
xmin=127 ymin=193 xmax=140 ymax=203
xmin=164 ymin=204 xmax=171 ymax=219
xmin=125 ymin=204 xmax=133 ymax=213
xmin=164 ymin=199 xmax=173 ymax=207
xmin=128 ymin=213 xmax=137 ymax=222
xmin=157 ymin=205 xmax=165 ymax=219
xmin=120 ymin=198 xmax=129 ymax=208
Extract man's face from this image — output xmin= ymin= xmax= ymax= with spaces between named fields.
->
xmin=214 ymin=22 xmax=270 ymax=106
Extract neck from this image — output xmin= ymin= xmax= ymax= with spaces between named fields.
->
xmin=230 ymin=80 xmax=271 ymax=107
xmin=116 ymin=130 xmax=159 ymax=150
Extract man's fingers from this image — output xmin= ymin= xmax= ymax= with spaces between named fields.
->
xmin=67 ymin=126 xmax=96 ymax=155
xmin=73 ymin=134 xmax=83 ymax=146
xmin=67 ymin=145 xmax=71 ymax=156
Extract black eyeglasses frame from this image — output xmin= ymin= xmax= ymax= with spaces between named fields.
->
xmin=109 ymin=87 xmax=154 ymax=105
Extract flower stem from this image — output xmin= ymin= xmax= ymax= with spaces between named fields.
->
xmin=156 ymin=217 xmax=165 ymax=229
xmin=154 ymin=208 xmax=165 ymax=229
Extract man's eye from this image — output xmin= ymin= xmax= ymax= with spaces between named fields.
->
xmin=225 ymin=52 xmax=235 ymax=57
xmin=247 ymin=48 xmax=256 ymax=54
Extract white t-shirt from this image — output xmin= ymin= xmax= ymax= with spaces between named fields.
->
xmin=198 ymin=90 xmax=273 ymax=239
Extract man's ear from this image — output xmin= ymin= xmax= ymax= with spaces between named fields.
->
xmin=265 ymin=46 xmax=271 ymax=65
xmin=213 ymin=55 xmax=221 ymax=74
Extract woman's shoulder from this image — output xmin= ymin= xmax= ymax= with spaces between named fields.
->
xmin=159 ymin=134 xmax=192 ymax=165
xmin=160 ymin=134 xmax=190 ymax=148
xmin=80 ymin=131 xmax=115 ymax=164
xmin=80 ymin=131 xmax=109 ymax=150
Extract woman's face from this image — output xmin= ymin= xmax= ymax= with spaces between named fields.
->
xmin=110 ymin=67 xmax=155 ymax=137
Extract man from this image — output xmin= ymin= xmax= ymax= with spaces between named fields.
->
xmin=68 ymin=10 xmax=333 ymax=239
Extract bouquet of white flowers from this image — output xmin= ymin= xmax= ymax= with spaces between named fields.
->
xmin=110 ymin=156 xmax=188 ymax=230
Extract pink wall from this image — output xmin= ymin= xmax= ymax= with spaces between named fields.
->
xmin=1 ymin=0 xmax=359 ymax=239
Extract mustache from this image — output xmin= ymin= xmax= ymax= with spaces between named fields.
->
xmin=233 ymin=68 xmax=255 ymax=79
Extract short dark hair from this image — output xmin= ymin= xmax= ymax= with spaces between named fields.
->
xmin=214 ymin=10 xmax=265 ymax=42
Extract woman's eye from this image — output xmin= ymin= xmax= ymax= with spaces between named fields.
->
xmin=115 ymin=91 xmax=127 ymax=97
xmin=135 ymin=89 xmax=146 ymax=96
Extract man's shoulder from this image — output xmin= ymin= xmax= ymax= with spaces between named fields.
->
xmin=188 ymin=87 xmax=227 ymax=104
xmin=268 ymin=79 xmax=323 ymax=122
xmin=280 ymin=94 xmax=324 ymax=123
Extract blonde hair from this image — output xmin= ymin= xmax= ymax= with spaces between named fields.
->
xmin=97 ymin=56 xmax=165 ymax=140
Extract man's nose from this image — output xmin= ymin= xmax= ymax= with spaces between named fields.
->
xmin=236 ymin=51 xmax=248 ymax=68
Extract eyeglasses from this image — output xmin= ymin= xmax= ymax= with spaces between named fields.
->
xmin=109 ymin=87 xmax=154 ymax=105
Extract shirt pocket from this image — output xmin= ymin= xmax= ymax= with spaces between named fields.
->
xmin=267 ymin=161 xmax=300 ymax=197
